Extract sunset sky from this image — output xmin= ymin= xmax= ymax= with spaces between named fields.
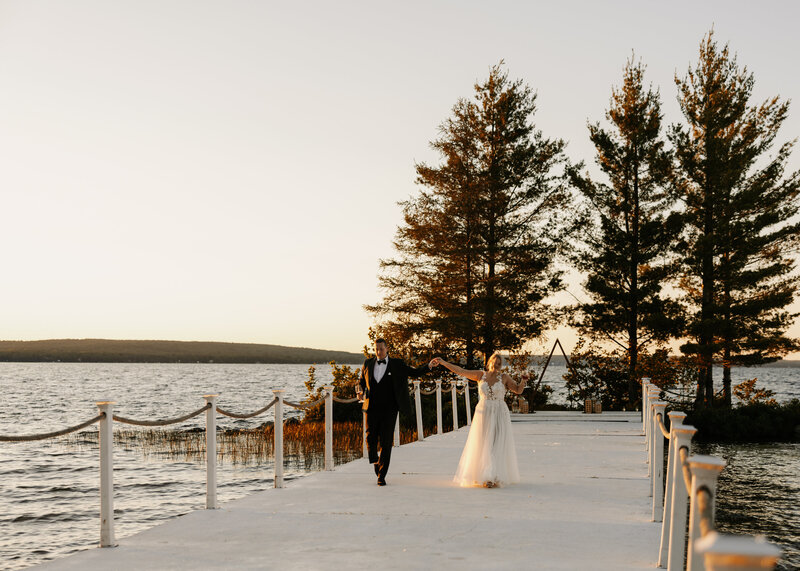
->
xmin=1 ymin=0 xmax=799 ymax=356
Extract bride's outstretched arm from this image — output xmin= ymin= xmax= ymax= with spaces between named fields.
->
xmin=431 ymin=358 xmax=483 ymax=382
xmin=503 ymin=372 xmax=529 ymax=395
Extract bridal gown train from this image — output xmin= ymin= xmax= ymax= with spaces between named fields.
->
xmin=453 ymin=372 xmax=520 ymax=487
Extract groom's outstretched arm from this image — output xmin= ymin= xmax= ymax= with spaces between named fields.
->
xmin=403 ymin=360 xmax=431 ymax=377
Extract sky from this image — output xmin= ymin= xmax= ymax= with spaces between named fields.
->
xmin=1 ymin=0 xmax=799 ymax=356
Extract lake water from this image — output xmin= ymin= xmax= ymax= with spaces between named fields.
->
xmin=1 ymin=362 xmax=797 ymax=570
xmin=693 ymin=442 xmax=799 ymax=571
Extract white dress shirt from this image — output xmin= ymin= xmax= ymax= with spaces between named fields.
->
xmin=374 ymin=356 xmax=388 ymax=383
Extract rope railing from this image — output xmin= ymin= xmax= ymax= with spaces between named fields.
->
xmin=656 ymin=384 xmax=724 ymax=400
xmin=678 ymin=446 xmax=693 ymax=494
xmin=696 ymin=488 xmax=714 ymax=538
xmin=10 ymin=377 xmax=779 ymax=568
xmin=642 ymin=377 xmax=782 ymax=571
xmin=659 ymin=386 xmax=694 ymax=397
xmin=658 ymin=394 xmax=693 ymax=407
xmin=1 ymin=374 xmax=476 ymax=555
xmin=217 ymin=398 xmax=277 ymax=419
xmin=655 ymin=413 xmax=670 ymax=439
xmin=114 ymin=404 xmax=211 ymax=427
xmin=0 ymin=413 xmax=106 ymax=442
xmin=0 ymin=390 xmax=312 ymax=549
xmin=284 ymin=396 xmax=325 ymax=409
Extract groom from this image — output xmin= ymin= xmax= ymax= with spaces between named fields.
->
xmin=357 ymin=338 xmax=433 ymax=486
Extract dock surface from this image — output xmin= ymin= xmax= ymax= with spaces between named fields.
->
xmin=38 ymin=412 xmax=660 ymax=570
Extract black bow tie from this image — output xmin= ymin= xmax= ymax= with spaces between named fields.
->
xmin=376 ymin=359 xmax=386 ymax=365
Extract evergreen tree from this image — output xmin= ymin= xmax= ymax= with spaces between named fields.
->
xmin=569 ymin=57 xmax=683 ymax=407
xmin=671 ymin=31 xmax=800 ymax=406
xmin=367 ymin=63 xmax=570 ymax=362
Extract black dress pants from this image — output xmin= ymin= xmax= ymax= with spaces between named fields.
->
xmin=366 ymin=405 xmax=398 ymax=479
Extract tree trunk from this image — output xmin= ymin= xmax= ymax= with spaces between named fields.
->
xmin=722 ymin=357 xmax=732 ymax=407
xmin=697 ymin=296 xmax=715 ymax=408
xmin=484 ymin=255 xmax=495 ymax=358
xmin=465 ymin=248 xmax=475 ymax=368
xmin=697 ymin=184 xmax=716 ymax=408
xmin=483 ymin=211 xmax=496 ymax=359
xmin=696 ymin=131 xmax=718 ymax=408
xmin=722 ymin=267 xmax=733 ymax=407
xmin=628 ymin=159 xmax=640 ymax=409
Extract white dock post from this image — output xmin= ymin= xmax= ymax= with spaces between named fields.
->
xmin=641 ymin=377 xmax=650 ymax=433
xmin=414 ymin=380 xmax=424 ymax=441
xmin=645 ymin=384 xmax=652 ymax=461
xmin=435 ymin=379 xmax=443 ymax=435
xmin=450 ymin=381 xmax=458 ymax=430
xmin=96 ymin=401 xmax=116 ymax=548
xmin=273 ymin=389 xmax=285 ymax=488
xmin=667 ymin=424 xmax=697 ymax=571
xmin=323 ymin=386 xmax=333 ymax=471
xmin=464 ymin=381 xmax=472 ymax=425
xmin=362 ymin=410 xmax=368 ymax=456
xmin=203 ymin=394 xmax=219 ymax=509
xmin=648 ymin=393 xmax=659 ymax=479
xmin=695 ymin=531 xmax=782 ymax=570
xmin=686 ymin=455 xmax=727 ymax=571
xmin=393 ymin=415 xmax=400 ymax=447
xmin=659 ymin=411 xmax=687 ymax=567
xmin=652 ymin=402 xmax=668 ymax=521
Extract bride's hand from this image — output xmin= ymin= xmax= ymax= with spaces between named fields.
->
xmin=429 ymin=357 xmax=440 ymax=368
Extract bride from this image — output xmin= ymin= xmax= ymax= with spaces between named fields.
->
xmin=432 ymin=352 xmax=527 ymax=488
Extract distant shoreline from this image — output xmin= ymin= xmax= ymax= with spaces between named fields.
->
xmin=0 ymin=339 xmax=364 ymax=365
xmin=0 ymin=338 xmax=798 ymax=367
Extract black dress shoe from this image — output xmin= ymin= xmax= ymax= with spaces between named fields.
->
xmin=377 ymin=477 xmax=386 ymax=486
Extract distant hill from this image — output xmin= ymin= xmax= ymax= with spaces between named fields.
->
xmin=0 ymin=339 xmax=364 ymax=364
xmin=1 ymin=339 xmax=797 ymax=368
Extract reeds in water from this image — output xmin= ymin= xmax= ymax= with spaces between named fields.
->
xmin=61 ymin=421 xmax=420 ymax=468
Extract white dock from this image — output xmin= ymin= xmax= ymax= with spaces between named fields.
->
xmin=37 ymin=412 xmax=660 ymax=570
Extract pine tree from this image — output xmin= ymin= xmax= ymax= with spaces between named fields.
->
xmin=366 ymin=63 xmax=570 ymax=362
xmin=569 ymin=57 xmax=684 ymax=407
xmin=671 ymin=31 xmax=800 ymax=407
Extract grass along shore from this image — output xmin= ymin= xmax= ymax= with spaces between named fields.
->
xmin=60 ymin=421 xmax=424 ymax=468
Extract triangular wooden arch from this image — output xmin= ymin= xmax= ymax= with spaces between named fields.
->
xmin=534 ymin=338 xmax=572 ymax=391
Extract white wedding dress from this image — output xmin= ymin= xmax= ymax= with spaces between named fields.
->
xmin=453 ymin=372 xmax=520 ymax=487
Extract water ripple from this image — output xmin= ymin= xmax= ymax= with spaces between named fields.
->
xmin=1 ymin=363 xmax=319 ymax=571
xmin=694 ymin=442 xmax=800 ymax=571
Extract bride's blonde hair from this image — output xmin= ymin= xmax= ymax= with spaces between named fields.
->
xmin=486 ymin=351 xmax=502 ymax=371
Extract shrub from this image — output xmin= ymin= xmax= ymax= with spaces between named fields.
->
xmin=563 ymin=340 xmax=698 ymax=410
xmin=302 ymin=362 xmax=363 ymax=423
xmin=684 ymin=400 xmax=800 ymax=442
xmin=506 ymin=351 xmax=553 ymax=411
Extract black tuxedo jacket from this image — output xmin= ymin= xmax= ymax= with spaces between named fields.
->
xmin=359 ymin=356 xmax=429 ymax=417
